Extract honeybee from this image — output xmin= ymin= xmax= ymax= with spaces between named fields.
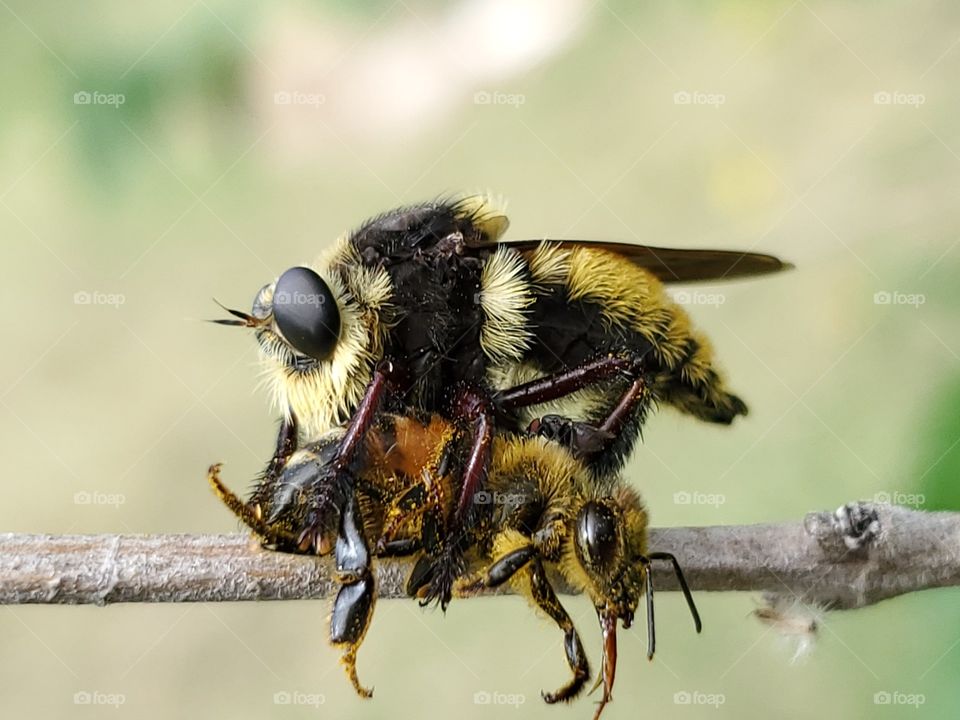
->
xmin=208 ymin=412 xmax=700 ymax=720
xmin=213 ymin=195 xmax=789 ymax=604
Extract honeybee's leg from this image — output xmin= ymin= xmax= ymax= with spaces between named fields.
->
xmin=329 ymin=493 xmax=376 ymax=698
xmin=208 ymin=415 xmax=300 ymax=546
xmin=456 ymin=535 xmax=590 ymax=703
xmin=205 ymin=463 xmax=300 ymax=546
xmin=373 ymin=483 xmax=428 ymax=554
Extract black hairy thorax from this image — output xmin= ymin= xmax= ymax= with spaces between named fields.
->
xmin=349 ymin=203 xmax=494 ymax=410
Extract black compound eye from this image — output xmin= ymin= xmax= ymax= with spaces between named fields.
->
xmin=273 ymin=266 xmax=340 ymax=361
xmin=575 ymin=502 xmax=619 ymax=571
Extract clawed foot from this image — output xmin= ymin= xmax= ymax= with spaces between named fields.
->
xmin=407 ymin=545 xmax=467 ymax=610
xmin=527 ymin=415 xmax=614 ymax=458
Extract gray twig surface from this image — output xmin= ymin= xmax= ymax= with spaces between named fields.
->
xmin=1 ymin=503 xmax=958 ymax=609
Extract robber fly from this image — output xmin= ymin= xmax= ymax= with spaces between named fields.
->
xmin=208 ymin=411 xmax=700 ymax=720
xmin=212 ymin=194 xmax=790 ymax=605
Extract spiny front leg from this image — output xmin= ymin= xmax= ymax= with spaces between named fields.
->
xmin=407 ymin=384 xmax=492 ymax=610
xmin=329 ymin=493 xmax=376 ymax=698
xmin=277 ymin=360 xmax=403 ymax=551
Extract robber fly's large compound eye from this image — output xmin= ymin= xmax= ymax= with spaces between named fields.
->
xmin=273 ymin=266 xmax=340 ymax=361
xmin=575 ymin=502 xmax=619 ymax=571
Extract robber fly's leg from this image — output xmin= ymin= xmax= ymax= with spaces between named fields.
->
xmin=401 ymin=385 xmax=492 ymax=610
xmin=456 ymin=540 xmax=589 ymax=703
xmin=404 ymin=471 xmax=463 ymax=608
xmin=496 ymin=354 xmax=649 ymax=459
xmin=330 ymin=493 xmax=376 ymax=698
xmin=292 ymin=360 xmax=404 ymax=550
xmin=450 ymin=385 xmax=495 ymax=523
xmin=495 ymin=355 xmax=644 ymax=409
xmin=332 ymin=359 xmax=403 ymax=473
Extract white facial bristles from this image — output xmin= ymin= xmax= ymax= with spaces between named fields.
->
xmin=753 ymin=593 xmax=824 ymax=663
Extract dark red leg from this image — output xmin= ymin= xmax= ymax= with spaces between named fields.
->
xmin=332 ymin=359 xmax=402 ymax=471
xmin=450 ymin=386 xmax=494 ymax=522
xmin=494 ymin=354 xmax=646 ymax=410
xmin=497 ymin=353 xmax=650 ymax=459
xmin=264 ymin=360 xmax=404 ymax=553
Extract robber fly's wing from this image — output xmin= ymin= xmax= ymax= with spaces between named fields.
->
xmin=503 ymin=240 xmax=792 ymax=283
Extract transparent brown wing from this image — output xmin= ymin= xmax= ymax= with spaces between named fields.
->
xmin=505 ymin=239 xmax=793 ymax=283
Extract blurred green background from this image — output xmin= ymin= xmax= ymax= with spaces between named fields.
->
xmin=2 ymin=0 xmax=959 ymax=717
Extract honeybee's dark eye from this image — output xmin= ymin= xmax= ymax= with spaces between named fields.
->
xmin=273 ymin=266 xmax=340 ymax=361
xmin=575 ymin=502 xmax=619 ymax=570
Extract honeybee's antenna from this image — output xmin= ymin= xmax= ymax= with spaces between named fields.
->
xmin=209 ymin=299 xmax=260 ymax=327
xmin=649 ymin=551 xmax=702 ymax=634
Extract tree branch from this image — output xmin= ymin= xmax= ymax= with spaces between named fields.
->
xmin=2 ymin=503 xmax=958 ymax=610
